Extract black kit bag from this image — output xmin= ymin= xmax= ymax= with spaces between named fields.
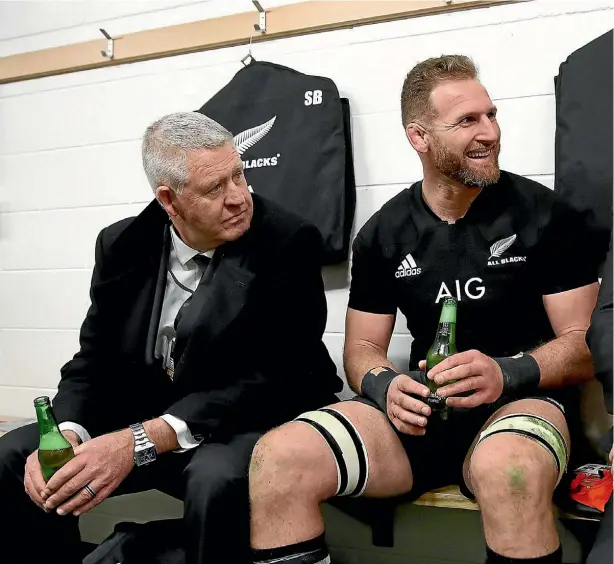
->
xmin=197 ymin=60 xmax=356 ymax=265
xmin=554 ymin=29 xmax=613 ymax=270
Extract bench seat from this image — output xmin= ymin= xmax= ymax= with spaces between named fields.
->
xmin=415 ymin=485 xmax=601 ymax=522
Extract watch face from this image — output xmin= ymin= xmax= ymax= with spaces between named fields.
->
xmin=135 ymin=447 xmax=156 ymax=466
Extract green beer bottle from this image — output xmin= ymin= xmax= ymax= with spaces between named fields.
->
xmin=34 ymin=396 xmax=75 ymax=482
xmin=425 ymin=297 xmax=457 ymax=421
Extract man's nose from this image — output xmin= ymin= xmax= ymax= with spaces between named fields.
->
xmin=225 ymin=183 xmax=246 ymax=206
xmin=476 ymin=115 xmax=500 ymax=144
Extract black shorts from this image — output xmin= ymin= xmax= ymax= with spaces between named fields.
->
xmin=348 ymin=394 xmax=567 ymax=500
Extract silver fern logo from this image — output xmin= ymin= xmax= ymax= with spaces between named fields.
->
xmin=489 ymin=234 xmax=516 ymax=259
xmin=233 ymin=116 xmax=280 ymax=170
xmin=234 ymin=116 xmax=276 ymax=155
xmin=487 ymin=234 xmax=526 ymax=266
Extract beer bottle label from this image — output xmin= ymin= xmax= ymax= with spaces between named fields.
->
xmin=438 ymin=322 xmax=451 ymax=337
xmin=427 ymin=393 xmax=445 ymax=407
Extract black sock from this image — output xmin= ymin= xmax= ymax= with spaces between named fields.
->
xmin=486 ymin=545 xmax=562 ymax=564
xmin=253 ymin=533 xmax=329 ymax=564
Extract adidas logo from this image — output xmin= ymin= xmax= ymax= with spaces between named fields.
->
xmin=395 ymin=253 xmax=422 ymax=278
xmin=233 ymin=116 xmax=280 ymax=169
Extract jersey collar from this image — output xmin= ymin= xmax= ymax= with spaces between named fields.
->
xmin=411 ymin=175 xmax=506 ymax=227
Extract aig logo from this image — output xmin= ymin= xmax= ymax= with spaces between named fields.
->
xmin=436 ymin=278 xmax=485 ymax=303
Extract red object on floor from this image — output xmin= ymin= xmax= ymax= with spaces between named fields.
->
xmin=569 ymin=464 xmax=613 ymax=513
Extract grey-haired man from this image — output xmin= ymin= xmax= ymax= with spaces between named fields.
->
xmin=0 ymin=112 xmax=341 ymax=564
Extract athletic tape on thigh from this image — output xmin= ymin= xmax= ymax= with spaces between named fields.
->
xmin=294 ymin=408 xmax=369 ymax=497
xmin=476 ymin=413 xmax=569 ymax=484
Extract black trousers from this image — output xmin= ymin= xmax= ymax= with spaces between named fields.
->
xmin=0 ymin=423 xmax=261 ymax=564
xmin=587 ymin=496 xmax=613 ymax=564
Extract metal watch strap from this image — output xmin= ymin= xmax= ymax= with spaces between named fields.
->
xmin=129 ymin=422 xmax=157 ymax=466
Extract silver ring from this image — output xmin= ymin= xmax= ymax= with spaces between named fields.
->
xmin=84 ymin=484 xmax=96 ymax=498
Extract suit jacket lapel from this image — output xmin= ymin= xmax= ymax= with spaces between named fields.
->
xmin=95 ymin=200 xmax=169 ymax=365
xmin=144 ymin=225 xmax=171 ymax=366
xmin=172 ymin=249 xmax=255 ymax=379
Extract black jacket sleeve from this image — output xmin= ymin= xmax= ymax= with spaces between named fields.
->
xmin=163 ymin=223 xmax=339 ymax=437
xmin=587 ymin=232 xmax=613 ymax=414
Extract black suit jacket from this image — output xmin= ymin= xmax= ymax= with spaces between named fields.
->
xmin=52 ymin=195 xmax=341 ymax=439
xmin=587 ymin=231 xmax=613 ymax=415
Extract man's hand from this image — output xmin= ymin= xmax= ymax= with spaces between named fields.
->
xmin=24 ymin=431 xmax=81 ymax=511
xmin=42 ymin=429 xmax=134 ymax=517
xmin=61 ymin=430 xmax=82 ymax=448
xmin=387 ymin=374 xmax=431 ymax=435
xmin=428 ymin=350 xmax=504 ymax=408
xmin=609 ymin=445 xmax=613 ymax=467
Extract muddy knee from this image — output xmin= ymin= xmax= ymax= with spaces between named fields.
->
xmin=470 ymin=413 xmax=569 ymax=499
xmin=250 ymin=407 xmax=370 ymax=504
xmin=249 ymin=421 xmax=337 ymax=506
xmin=471 ymin=446 xmax=551 ymax=501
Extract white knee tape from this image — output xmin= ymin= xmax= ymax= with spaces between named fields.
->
xmin=476 ymin=413 xmax=569 ymax=485
xmin=295 ymin=408 xmax=369 ymax=497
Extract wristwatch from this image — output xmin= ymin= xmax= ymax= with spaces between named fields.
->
xmin=129 ymin=423 xmax=157 ymax=467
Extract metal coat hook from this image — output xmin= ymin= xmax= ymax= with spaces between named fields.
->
xmin=252 ymin=1 xmax=266 ymax=33
xmin=99 ymin=28 xmax=114 ymax=60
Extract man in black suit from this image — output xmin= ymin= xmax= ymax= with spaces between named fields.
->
xmin=586 ymin=232 xmax=613 ymax=564
xmin=0 ymin=112 xmax=341 ymax=564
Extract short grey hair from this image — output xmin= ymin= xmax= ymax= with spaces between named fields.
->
xmin=142 ymin=112 xmax=233 ymax=195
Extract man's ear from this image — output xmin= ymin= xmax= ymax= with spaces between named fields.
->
xmin=406 ymin=123 xmax=429 ymax=154
xmin=156 ymin=186 xmax=178 ymax=217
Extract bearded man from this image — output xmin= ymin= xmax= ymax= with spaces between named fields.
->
xmin=247 ymin=55 xmax=600 ymax=564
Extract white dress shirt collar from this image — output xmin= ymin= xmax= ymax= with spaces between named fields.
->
xmin=170 ymin=226 xmax=215 ymax=267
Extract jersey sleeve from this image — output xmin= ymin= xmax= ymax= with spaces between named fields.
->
xmin=536 ymin=197 xmax=600 ymax=295
xmin=348 ymin=228 xmax=397 ymax=315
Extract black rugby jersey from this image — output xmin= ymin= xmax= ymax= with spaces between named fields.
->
xmin=349 ymin=171 xmax=599 ymax=372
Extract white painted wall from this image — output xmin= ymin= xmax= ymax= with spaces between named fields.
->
xmin=1 ymin=0 xmax=613 ymax=418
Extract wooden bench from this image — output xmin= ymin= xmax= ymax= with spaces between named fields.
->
xmin=415 ymin=485 xmax=601 ymax=522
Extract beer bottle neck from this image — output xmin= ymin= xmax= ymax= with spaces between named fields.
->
xmin=435 ymin=321 xmax=456 ymax=343
xmin=439 ymin=303 xmax=457 ymax=324
xmin=437 ymin=300 xmax=457 ymax=344
xmin=35 ymin=402 xmax=61 ymax=436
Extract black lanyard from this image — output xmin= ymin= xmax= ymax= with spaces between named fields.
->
xmin=167 ymin=267 xmax=195 ymax=295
